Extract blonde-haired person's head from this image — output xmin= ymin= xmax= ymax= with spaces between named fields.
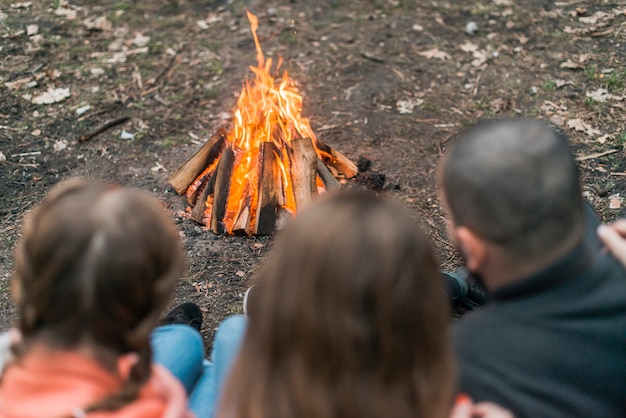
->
xmin=219 ymin=190 xmax=454 ymax=418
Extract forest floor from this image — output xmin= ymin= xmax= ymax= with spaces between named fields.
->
xmin=1 ymin=0 xmax=625 ymax=343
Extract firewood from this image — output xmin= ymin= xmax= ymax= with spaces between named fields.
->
xmin=169 ymin=128 xmax=227 ymax=195
xmin=316 ymin=158 xmax=340 ymax=191
xmin=232 ymin=198 xmax=252 ymax=234
xmin=254 ymin=142 xmax=283 ymax=235
xmin=287 ymin=137 xmax=318 ymax=211
xmin=190 ymin=178 xmax=213 ymax=224
xmin=211 ymin=147 xmax=235 ymax=234
xmin=187 ymin=168 xmax=217 ymax=205
xmin=314 ymin=138 xmax=357 ymax=179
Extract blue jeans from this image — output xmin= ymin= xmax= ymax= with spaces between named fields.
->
xmin=151 ymin=315 xmax=247 ymax=418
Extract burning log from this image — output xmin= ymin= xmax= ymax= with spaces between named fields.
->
xmin=287 ymin=137 xmax=318 ymax=210
xmin=315 ymin=138 xmax=358 ymax=179
xmin=168 ymin=11 xmax=357 ymax=235
xmin=169 ymin=129 xmax=226 ymax=195
xmin=316 ymin=159 xmax=340 ymax=192
xmin=210 ymin=147 xmax=235 ymax=234
xmin=254 ymin=142 xmax=283 ymax=235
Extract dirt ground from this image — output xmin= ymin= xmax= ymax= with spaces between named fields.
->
xmin=1 ymin=0 xmax=625 ymax=343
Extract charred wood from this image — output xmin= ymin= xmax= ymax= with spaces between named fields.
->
xmin=210 ymin=147 xmax=235 ymax=234
xmin=169 ymin=128 xmax=227 ymax=195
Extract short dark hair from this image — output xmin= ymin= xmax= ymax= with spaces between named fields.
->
xmin=441 ymin=118 xmax=584 ymax=257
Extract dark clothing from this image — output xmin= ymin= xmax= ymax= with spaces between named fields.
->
xmin=453 ymin=233 xmax=626 ymax=417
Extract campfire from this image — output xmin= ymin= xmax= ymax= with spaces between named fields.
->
xmin=169 ymin=11 xmax=357 ymax=235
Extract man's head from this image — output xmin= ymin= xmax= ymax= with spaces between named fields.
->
xmin=439 ymin=118 xmax=585 ymax=287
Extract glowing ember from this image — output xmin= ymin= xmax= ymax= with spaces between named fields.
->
xmin=172 ymin=11 xmax=357 ymax=235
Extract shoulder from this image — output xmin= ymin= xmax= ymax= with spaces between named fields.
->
xmin=88 ymin=367 xmax=192 ymax=418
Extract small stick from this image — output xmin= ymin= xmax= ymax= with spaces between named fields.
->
xmin=575 ymin=149 xmax=619 ymax=161
xmin=78 ymin=116 xmax=130 ymax=142
xmin=77 ymin=101 xmax=122 ymax=122
xmin=151 ymin=47 xmax=183 ymax=86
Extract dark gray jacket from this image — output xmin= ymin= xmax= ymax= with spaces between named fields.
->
xmin=453 ymin=232 xmax=626 ymax=417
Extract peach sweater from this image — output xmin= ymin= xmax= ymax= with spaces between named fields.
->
xmin=0 ymin=348 xmax=193 ymax=418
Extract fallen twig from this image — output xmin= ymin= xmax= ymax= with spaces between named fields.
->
xmin=78 ymin=116 xmax=130 ymax=142
xmin=11 ymin=151 xmax=41 ymax=158
xmin=360 ymin=51 xmax=384 ymax=63
xmin=150 ymin=46 xmax=184 ymax=87
xmin=575 ymin=149 xmax=619 ymax=161
xmin=473 ymin=65 xmax=488 ymax=97
xmin=77 ymin=101 xmax=123 ymax=122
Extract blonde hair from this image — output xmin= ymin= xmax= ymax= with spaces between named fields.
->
xmin=219 ymin=191 xmax=454 ymax=418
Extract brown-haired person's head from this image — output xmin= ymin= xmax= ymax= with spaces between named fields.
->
xmin=439 ymin=118 xmax=584 ymax=289
xmin=219 ymin=191 xmax=454 ymax=418
xmin=12 ymin=178 xmax=184 ymax=411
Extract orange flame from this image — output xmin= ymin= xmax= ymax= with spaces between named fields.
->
xmin=221 ymin=11 xmax=321 ymax=233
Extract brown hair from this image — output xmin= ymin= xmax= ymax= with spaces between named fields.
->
xmin=219 ymin=191 xmax=454 ymax=418
xmin=12 ymin=178 xmax=184 ymax=412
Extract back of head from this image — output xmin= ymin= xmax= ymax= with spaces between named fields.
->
xmin=12 ymin=178 xmax=183 ymax=410
xmin=221 ymin=191 xmax=453 ymax=418
xmin=441 ymin=118 xmax=584 ymax=260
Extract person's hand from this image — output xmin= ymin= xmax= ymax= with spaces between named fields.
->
xmin=450 ymin=394 xmax=514 ymax=418
xmin=597 ymin=220 xmax=626 ymax=267
xmin=151 ymin=364 xmax=195 ymax=418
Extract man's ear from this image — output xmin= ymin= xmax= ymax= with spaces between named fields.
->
xmin=454 ymin=226 xmax=488 ymax=273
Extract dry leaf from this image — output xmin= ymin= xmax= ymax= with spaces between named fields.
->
xmin=76 ymin=105 xmax=90 ymax=115
xmin=54 ymin=7 xmax=77 ymax=20
xmin=26 ymin=25 xmax=38 ymax=36
xmin=151 ymin=162 xmax=166 ymax=172
xmin=53 ymin=140 xmax=68 ymax=152
xmin=396 ymin=98 xmax=424 ymax=114
xmin=235 ymin=270 xmax=245 ymax=277
xmin=609 ymin=194 xmax=622 ymax=209
xmin=586 ymin=88 xmax=625 ymax=102
xmin=206 ymin=14 xmax=222 ymax=24
xmin=91 ymin=47 xmax=149 ymax=64
xmin=586 ymin=88 xmax=610 ymax=102
xmin=31 ymin=129 xmax=41 ymax=136
xmin=417 ymin=47 xmax=450 ymax=60
xmin=471 ymin=50 xmax=490 ymax=67
xmin=554 ymin=79 xmax=573 ymax=89
xmin=560 ymin=59 xmax=582 ymax=70
xmin=0 ymin=152 xmax=6 ymax=162
xmin=31 ymin=87 xmax=70 ymax=105
xmin=459 ymin=41 xmax=479 ymax=52
xmin=4 ymin=77 xmax=34 ymax=90
xmin=120 ymin=130 xmax=134 ymax=140
xmin=465 ymin=21 xmax=478 ymax=35
xmin=84 ymin=16 xmax=112 ymax=31
xmin=10 ymin=2 xmax=31 ymax=8
xmin=567 ymin=118 xmax=601 ymax=137
xmin=130 ymin=32 xmax=150 ymax=47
